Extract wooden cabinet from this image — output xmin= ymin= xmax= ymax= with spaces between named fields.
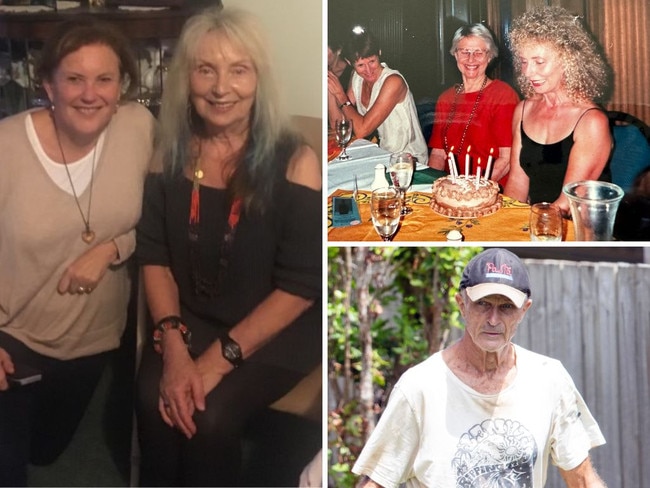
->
xmin=0 ymin=4 xmax=194 ymax=117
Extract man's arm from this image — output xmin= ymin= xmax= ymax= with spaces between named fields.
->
xmin=559 ymin=457 xmax=607 ymax=488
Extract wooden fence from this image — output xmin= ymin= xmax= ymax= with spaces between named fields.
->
xmin=509 ymin=259 xmax=650 ymax=488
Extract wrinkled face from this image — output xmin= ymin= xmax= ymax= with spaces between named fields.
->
xmin=44 ymin=43 xmax=122 ymax=143
xmin=454 ymin=35 xmax=491 ymax=81
xmin=517 ymin=43 xmax=564 ymax=94
xmin=456 ymin=292 xmax=531 ymax=354
xmin=352 ymin=54 xmax=382 ymax=84
xmin=189 ymin=31 xmax=258 ymax=135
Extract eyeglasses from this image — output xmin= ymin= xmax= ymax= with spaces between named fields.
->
xmin=455 ymin=49 xmax=488 ymax=61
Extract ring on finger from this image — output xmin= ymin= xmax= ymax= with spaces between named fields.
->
xmin=77 ymin=286 xmax=86 ymax=293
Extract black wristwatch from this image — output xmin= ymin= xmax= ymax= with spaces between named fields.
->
xmin=221 ymin=334 xmax=243 ymax=368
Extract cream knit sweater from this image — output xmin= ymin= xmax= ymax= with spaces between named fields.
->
xmin=0 ymin=102 xmax=155 ymax=359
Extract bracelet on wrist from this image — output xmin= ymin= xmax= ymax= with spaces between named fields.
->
xmin=153 ymin=315 xmax=191 ymax=354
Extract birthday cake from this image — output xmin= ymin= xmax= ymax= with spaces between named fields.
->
xmin=431 ymin=175 xmax=502 ymax=218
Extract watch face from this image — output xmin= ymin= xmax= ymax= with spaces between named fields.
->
xmin=223 ymin=339 xmax=242 ymax=363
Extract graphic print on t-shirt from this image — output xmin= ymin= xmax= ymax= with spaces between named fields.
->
xmin=452 ymin=418 xmax=538 ymax=487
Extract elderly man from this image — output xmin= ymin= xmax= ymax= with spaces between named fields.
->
xmin=352 ymin=248 xmax=607 ymax=487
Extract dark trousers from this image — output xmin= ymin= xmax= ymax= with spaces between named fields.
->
xmin=0 ymin=331 xmax=109 ymax=487
xmin=135 ymin=343 xmax=305 ymax=487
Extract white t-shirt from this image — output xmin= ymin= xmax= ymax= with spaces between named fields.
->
xmin=352 ymin=345 xmax=605 ymax=488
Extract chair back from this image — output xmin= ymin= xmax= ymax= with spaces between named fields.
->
xmin=607 ymin=111 xmax=650 ymax=192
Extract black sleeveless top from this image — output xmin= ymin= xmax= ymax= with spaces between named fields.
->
xmin=519 ymin=104 xmax=603 ymax=203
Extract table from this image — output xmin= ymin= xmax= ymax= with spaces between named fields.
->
xmin=327 ymin=138 xmax=429 ymax=194
xmin=327 ymin=189 xmax=576 ymax=242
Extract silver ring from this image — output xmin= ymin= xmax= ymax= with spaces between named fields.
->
xmin=78 ymin=286 xmax=86 ymax=293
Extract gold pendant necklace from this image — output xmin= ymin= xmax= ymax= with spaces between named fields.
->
xmin=54 ymin=127 xmax=97 ymax=244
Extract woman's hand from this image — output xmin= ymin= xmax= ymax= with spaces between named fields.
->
xmin=553 ymin=195 xmax=571 ymax=218
xmin=57 ymin=241 xmax=118 ymax=295
xmin=195 ymin=352 xmax=227 ymax=396
xmin=0 ymin=347 xmax=15 ymax=391
xmin=158 ymin=337 xmax=206 ymax=439
xmin=327 ymin=71 xmax=346 ymax=105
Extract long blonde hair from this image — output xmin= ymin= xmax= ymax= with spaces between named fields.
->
xmin=156 ymin=6 xmax=301 ymax=211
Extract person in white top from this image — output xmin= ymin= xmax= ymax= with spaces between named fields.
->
xmin=327 ymin=27 xmax=428 ymax=165
xmin=352 ymin=248 xmax=607 ymax=488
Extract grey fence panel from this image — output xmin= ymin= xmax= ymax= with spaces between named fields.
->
xmin=515 ymin=259 xmax=650 ymax=488
xmin=634 ymin=264 xmax=650 ymax=487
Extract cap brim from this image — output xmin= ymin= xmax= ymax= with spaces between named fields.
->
xmin=465 ymin=283 xmax=527 ymax=308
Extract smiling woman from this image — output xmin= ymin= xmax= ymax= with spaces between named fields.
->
xmin=327 ymin=27 xmax=429 ymax=165
xmin=428 ymin=23 xmax=519 ymax=186
xmin=189 ymin=31 xmax=258 ymax=144
xmin=0 ymin=18 xmax=155 ymax=486
xmin=134 ymin=6 xmax=322 ymax=486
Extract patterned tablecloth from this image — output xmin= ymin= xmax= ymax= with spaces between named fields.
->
xmin=327 ymin=189 xmax=575 ymax=242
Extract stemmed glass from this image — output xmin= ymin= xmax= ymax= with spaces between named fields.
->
xmin=388 ymin=152 xmax=415 ymax=215
xmin=335 ymin=118 xmax=353 ymax=161
xmin=370 ymin=188 xmax=402 ymax=241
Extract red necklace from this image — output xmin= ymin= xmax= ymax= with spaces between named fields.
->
xmin=188 ymin=149 xmax=242 ymax=297
xmin=443 ymin=76 xmax=488 ymax=157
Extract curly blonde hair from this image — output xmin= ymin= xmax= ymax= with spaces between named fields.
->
xmin=508 ymin=6 xmax=611 ymax=103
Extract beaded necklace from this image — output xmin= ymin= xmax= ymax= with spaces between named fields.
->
xmin=443 ymin=76 xmax=488 ymax=157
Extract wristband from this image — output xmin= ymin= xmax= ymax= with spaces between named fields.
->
xmin=339 ymin=100 xmax=352 ymax=110
xmin=153 ymin=315 xmax=191 ymax=354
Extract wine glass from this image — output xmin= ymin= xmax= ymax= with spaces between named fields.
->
xmin=370 ymin=188 xmax=402 ymax=241
xmin=335 ymin=118 xmax=353 ymax=161
xmin=388 ymin=152 xmax=415 ymax=215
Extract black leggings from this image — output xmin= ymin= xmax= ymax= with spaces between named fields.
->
xmin=135 ymin=344 xmax=305 ymax=487
xmin=0 ymin=331 xmax=109 ymax=487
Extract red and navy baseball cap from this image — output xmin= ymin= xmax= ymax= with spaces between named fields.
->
xmin=459 ymin=248 xmax=531 ymax=308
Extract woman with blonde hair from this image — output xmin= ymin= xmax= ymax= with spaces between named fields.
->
xmin=504 ymin=6 xmax=612 ymax=213
xmin=135 ymin=6 xmax=321 ymax=486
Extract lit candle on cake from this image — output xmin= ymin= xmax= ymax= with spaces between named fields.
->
xmin=465 ymin=145 xmax=471 ymax=177
xmin=475 ymin=163 xmax=481 ymax=189
xmin=448 ymin=146 xmax=458 ymax=182
xmin=447 ymin=151 xmax=457 ymax=183
xmin=485 ymin=148 xmax=494 ymax=180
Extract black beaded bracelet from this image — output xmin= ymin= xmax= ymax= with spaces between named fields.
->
xmin=152 ymin=315 xmax=191 ymax=354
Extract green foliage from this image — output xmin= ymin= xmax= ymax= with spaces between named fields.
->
xmin=327 ymin=246 xmax=482 ymax=487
